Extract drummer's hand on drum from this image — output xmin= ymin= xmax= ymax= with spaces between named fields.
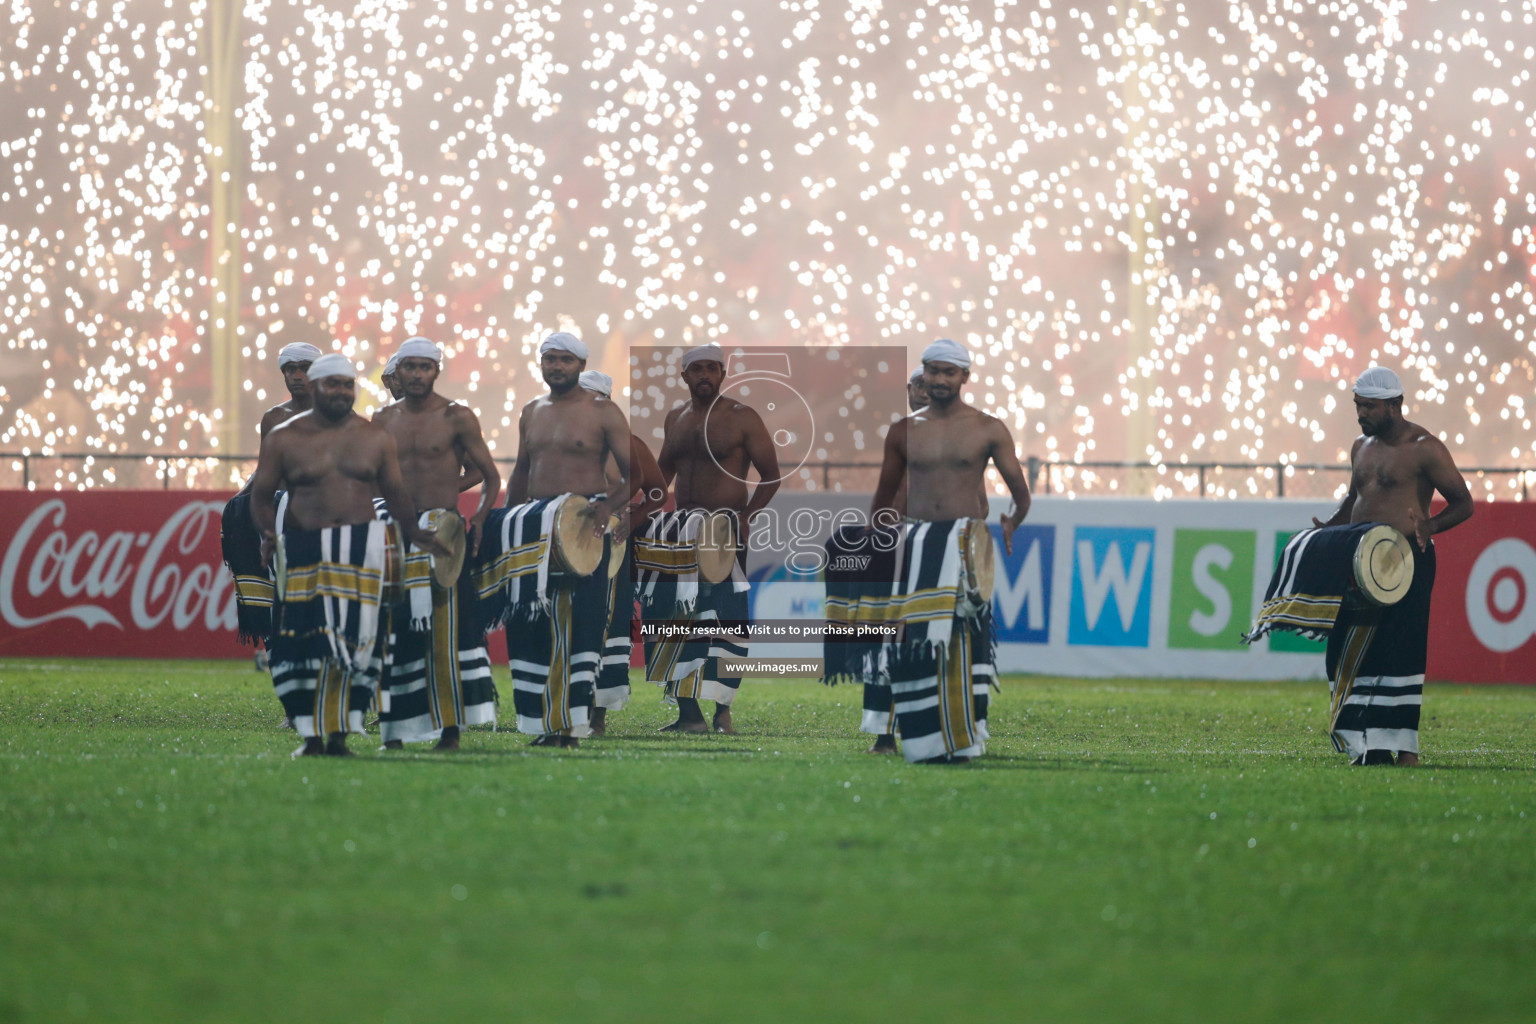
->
xmin=1001 ymin=507 xmax=1024 ymax=556
xmin=409 ymin=525 xmax=452 ymax=560
xmin=468 ymin=510 xmax=489 ymax=556
xmin=1406 ymin=506 xmax=1432 ymax=550
xmin=612 ymin=507 xmax=634 ymax=545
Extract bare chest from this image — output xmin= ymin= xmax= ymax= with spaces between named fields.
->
xmin=1353 ymin=443 xmax=1419 ymax=494
xmin=527 ymin=405 xmax=605 ymax=455
xmin=387 ymin=411 xmax=456 ymax=461
xmin=907 ymin=420 xmax=987 ymax=473
xmin=665 ymin=410 xmax=742 ymax=463
xmin=285 ymin=435 xmax=376 ymax=485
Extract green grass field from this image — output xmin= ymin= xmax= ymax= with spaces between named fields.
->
xmin=2 ymin=659 xmax=1534 ymax=1023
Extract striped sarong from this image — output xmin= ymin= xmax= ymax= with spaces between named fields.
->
xmin=379 ymin=508 xmax=497 ymax=744
xmin=220 ymin=490 xmax=275 ymax=646
xmin=598 ymin=541 xmax=636 ymax=711
xmin=480 ymin=498 xmax=608 ymax=738
xmin=637 ymin=510 xmax=751 ymax=707
xmin=268 ymin=520 xmax=392 ymax=738
xmin=825 ymin=519 xmax=994 ymax=762
xmin=1244 ymin=522 xmax=1435 ymax=762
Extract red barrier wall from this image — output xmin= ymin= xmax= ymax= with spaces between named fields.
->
xmin=1 ymin=491 xmax=1532 ymax=682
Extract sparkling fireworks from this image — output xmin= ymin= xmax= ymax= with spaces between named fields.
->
xmin=2 ymin=0 xmax=1534 ymax=498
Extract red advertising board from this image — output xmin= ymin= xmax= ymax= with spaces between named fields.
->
xmin=1425 ymin=501 xmax=1536 ymax=684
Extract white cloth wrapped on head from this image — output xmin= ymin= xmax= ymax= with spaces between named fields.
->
xmin=278 ymin=343 xmax=323 ymax=368
xmin=1353 ymin=366 xmax=1404 ymax=400
xmin=681 ymin=344 xmax=725 ymax=370
xmin=909 ymin=366 xmax=925 ymax=383
xmin=383 ymin=353 xmax=401 ymax=376
xmin=539 ymin=332 xmax=588 ymax=360
xmin=396 ymin=337 xmax=442 ymax=365
xmin=579 ymin=370 xmax=614 ymax=397
xmin=920 ymin=338 xmax=971 ymax=369
xmin=307 ymin=353 xmax=357 ymax=380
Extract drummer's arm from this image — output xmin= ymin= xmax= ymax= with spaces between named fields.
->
xmin=629 ymin=437 xmax=667 ymax=520
xmin=504 ymin=406 xmax=533 ymax=506
xmin=1419 ymin=436 xmax=1474 ymax=545
xmin=869 ymin=418 xmax=908 ymax=532
xmin=452 ymin=407 xmax=503 ymax=552
xmin=988 ymin=419 xmax=1032 ymax=556
xmin=1313 ymin=438 xmax=1363 ymax=529
xmin=740 ymin=408 xmax=781 ymax=534
xmin=589 ymin=404 xmax=633 ymax=524
xmin=249 ymin=430 xmax=286 ymax=564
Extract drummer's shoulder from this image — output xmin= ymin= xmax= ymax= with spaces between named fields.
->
xmin=1404 ymin=422 xmax=1458 ymax=461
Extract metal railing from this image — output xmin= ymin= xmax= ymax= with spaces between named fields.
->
xmin=3 ymin=450 xmax=1532 ymax=500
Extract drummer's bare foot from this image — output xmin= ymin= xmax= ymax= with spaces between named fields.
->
xmin=559 ymin=735 xmax=581 ymax=749
xmin=434 ymin=726 xmax=460 ymax=752
xmin=661 ymin=698 xmax=710 ymax=733
xmin=324 ymin=733 xmax=354 ymax=757
xmin=712 ymin=706 xmax=736 ymax=735
xmin=591 ymin=708 xmax=608 ymax=736
xmin=1396 ymin=751 xmax=1420 ymax=767
xmin=293 ymin=738 xmax=325 ymax=758
xmin=382 ymin=739 xmax=404 ymax=750
xmin=868 ymin=735 xmax=898 ymax=755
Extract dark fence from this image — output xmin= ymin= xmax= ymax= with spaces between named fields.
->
xmin=2 ymin=451 xmax=1532 ymax=501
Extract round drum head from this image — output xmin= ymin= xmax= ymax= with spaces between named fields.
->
xmin=552 ymin=496 xmax=604 ymax=577
xmin=1352 ymin=524 xmax=1414 ymax=606
xmin=430 ymin=515 xmax=467 ymax=588
xmin=697 ymin=511 xmax=739 ymax=584
xmin=966 ymin=520 xmax=996 ymax=603
xmin=607 ymin=515 xmax=626 ymax=580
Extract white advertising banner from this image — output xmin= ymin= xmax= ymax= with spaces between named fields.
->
xmin=743 ymin=495 xmax=1335 ymax=680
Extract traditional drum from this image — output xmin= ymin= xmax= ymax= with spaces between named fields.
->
xmin=962 ymin=519 xmax=995 ymax=603
xmin=430 ymin=513 xmax=467 ymax=588
xmin=696 ymin=510 xmax=740 ymax=584
xmin=607 ymin=514 xmax=627 ymax=580
xmin=1350 ymin=523 xmax=1414 ymax=607
xmin=551 ymin=495 xmax=606 ymax=577
xmin=275 ymin=524 xmax=406 ymax=605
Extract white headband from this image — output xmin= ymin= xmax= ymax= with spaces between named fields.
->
xmin=579 ymin=370 xmax=614 ymax=397
xmin=396 ymin=337 xmax=442 ymax=365
xmin=909 ymin=367 xmax=925 ymax=384
xmin=1353 ymin=366 xmax=1404 ymax=400
xmin=681 ymin=344 xmax=725 ymax=370
xmin=306 ymin=353 xmax=357 ymax=381
xmin=538 ymin=332 xmax=589 ymax=360
xmin=277 ymin=343 xmax=323 ymax=368
xmin=920 ymin=338 xmax=971 ymax=369
xmin=383 ymin=353 xmax=401 ymax=376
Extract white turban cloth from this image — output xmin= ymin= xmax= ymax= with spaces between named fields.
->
xmin=277 ymin=343 xmax=323 ymax=368
xmin=909 ymin=366 xmax=925 ymax=384
xmin=539 ymin=332 xmax=589 ymax=360
xmin=579 ymin=370 xmax=614 ymax=397
xmin=306 ymin=354 xmax=358 ymax=381
xmin=681 ymin=343 xmax=725 ymax=370
xmin=1353 ymin=366 xmax=1404 ymax=400
xmin=396 ymin=337 xmax=442 ymax=364
xmin=920 ymin=338 xmax=971 ymax=369
xmin=383 ymin=353 xmax=402 ymax=376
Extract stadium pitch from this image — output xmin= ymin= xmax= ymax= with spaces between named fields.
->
xmin=2 ymin=659 xmax=1533 ymax=1024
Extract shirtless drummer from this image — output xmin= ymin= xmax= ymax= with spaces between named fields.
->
xmin=867 ymin=338 xmax=1033 ymax=764
xmin=249 ymin=354 xmax=444 ymax=756
xmin=654 ymin=343 xmax=782 ymax=734
xmin=1308 ymin=366 xmax=1473 ymax=766
xmin=502 ymin=333 xmax=633 ymax=747
xmin=372 ymin=337 xmax=503 ymax=751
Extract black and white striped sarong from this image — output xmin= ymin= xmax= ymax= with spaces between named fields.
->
xmin=268 ymin=520 xmax=391 ymax=738
xmin=636 ymin=510 xmax=751 ymax=708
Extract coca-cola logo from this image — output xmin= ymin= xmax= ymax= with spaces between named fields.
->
xmin=1 ymin=499 xmax=238 ymax=633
